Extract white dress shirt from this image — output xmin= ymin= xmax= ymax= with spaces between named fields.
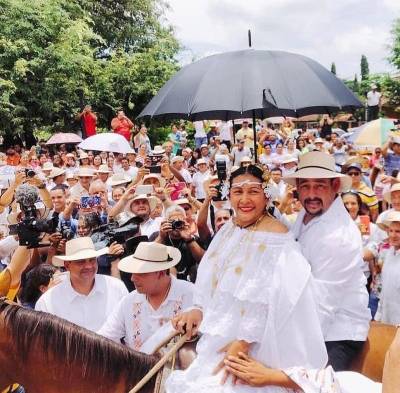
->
xmin=292 ymin=197 xmax=371 ymax=342
xmin=192 ymin=171 xmax=210 ymax=200
xmin=375 ymin=247 xmax=400 ymax=325
xmin=35 ymin=273 xmax=128 ymax=331
xmin=98 ymin=276 xmax=194 ymax=350
xmin=140 ymin=217 xmax=162 ymax=238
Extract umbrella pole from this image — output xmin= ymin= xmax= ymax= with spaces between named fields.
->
xmin=252 ymin=110 xmax=257 ymax=163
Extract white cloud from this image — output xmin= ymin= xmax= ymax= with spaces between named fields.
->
xmin=166 ymin=0 xmax=398 ymax=78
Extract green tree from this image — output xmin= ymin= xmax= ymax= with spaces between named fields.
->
xmin=360 ymin=55 xmax=369 ymax=80
xmin=330 ymin=62 xmax=336 ymax=75
xmin=0 ymin=0 xmax=179 ymax=145
xmin=353 ymin=74 xmax=359 ymax=93
xmin=389 ymin=18 xmax=400 ymax=70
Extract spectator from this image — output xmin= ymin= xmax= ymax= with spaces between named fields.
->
xmin=382 ymin=136 xmax=400 ymax=176
xmin=76 ymin=105 xmax=97 ymax=138
xmin=235 ymin=120 xmax=254 ymax=153
xmin=232 ymin=139 xmax=251 ymax=167
xmin=366 ymin=84 xmax=382 ymax=121
xmin=193 ymin=120 xmax=208 ymax=148
xmin=111 ymin=110 xmax=134 ymax=142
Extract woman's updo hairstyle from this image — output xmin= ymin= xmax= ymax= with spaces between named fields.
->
xmin=229 ymin=164 xmax=269 ymax=187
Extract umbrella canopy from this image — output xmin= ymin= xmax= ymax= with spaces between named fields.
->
xmin=46 ymin=133 xmax=82 ymax=145
xmin=347 ymin=118 xmax=395 ymax=146
xmin=78 ymin=133 xmax=135 ymax=154
xmin=138 ymin=49 xmax=362 ymax=121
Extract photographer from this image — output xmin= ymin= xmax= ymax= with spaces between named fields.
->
xmin=197 ymin=181 xmax=232 ymax=247
xmin=109 ymin=186 xmax=161 ymax=238
xmin=153 ymin=205 xmax=205 ymax=282
xmin=0 ymin=171 xmax=52 ymax=211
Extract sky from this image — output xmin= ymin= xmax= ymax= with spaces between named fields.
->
xmin=165 ymin=0 xmax=400 ymax=80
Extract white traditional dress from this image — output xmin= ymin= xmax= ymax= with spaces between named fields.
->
xmin=166 ymin=221 xmax=328 ymax=393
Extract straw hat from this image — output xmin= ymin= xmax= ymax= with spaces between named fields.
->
xmin=171 ymin=156 xmax=184 ymax=164
xmin=196 ymin=158 xmax=208 ymax=167
xmin=143 ymin=174 xmax=166 ymax=188
xmin=48 ymin=167 xmax=66 ymax=179
xmin=77 ymin=168 xmax=95 ymax=177
xmin=97 ymin=164 xmax=111 ymax=174
xmin=79 ymin=152 xmax=89 ymax=160
xmin=66 ymin=173 xmax=78 ymax=180
xmin=200 ymin=144 xmax=208 ymax=149
xmin=382 ymin=210 xmax=400 ymax=228
xmin=384 ymin=183 xmax=400 ymax=204
xmin=108 ymin=173 xmax=132 ymax=187
xmin=152 ymin=146 xmax=165 ymax=155
xmin=52 ymin=237 xmax=109 ymax=267
xmin=118 ymin=242 xmax=181 ymax=274
xmin=314 ymin=138 xmax=324 ymax=144
xmin=283 ymin=151 xmax=352 ymax=191
xmin=42 ymin=162 xmax=54 ymax=172
xmin=176 ymin=198 xmax=191 ymax=208
xmin=281 ymin=155 xmax=298 ymax=165
xmin=126 ymin=194 xmax=158 ymax=213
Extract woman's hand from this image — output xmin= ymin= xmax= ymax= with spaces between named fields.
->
xmin=223 ymin=352 xmax=271 ymax=387
xmin=171 ymin=308 xmax=203 ymax=338
xmin=224 ymin=352 xmax=300 ymax=390
xmin=214 ymin=340 xmax=250 ymax=384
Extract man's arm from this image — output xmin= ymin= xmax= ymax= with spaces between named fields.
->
xmin=185 ymin=240 xmax=205 ymax=263
xmin=111 ymin=118 xmax=119 ymax=130
xmin=108 ymin=185 xmax=136 ymax=218
xmin=382 ymin=139 xmax=391 ymax=158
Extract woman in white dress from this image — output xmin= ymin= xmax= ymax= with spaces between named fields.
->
xmin=167 ymin=164 xmax=327 ymax=392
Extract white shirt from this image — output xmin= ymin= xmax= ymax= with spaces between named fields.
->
xmin=193 ymin=121 xmax=207 ymax=138
xmin=35 ymin=273 xmax=128 ymax=331
xmin=375 ymin=247 xmax=400 ymax=325
xmin=232 ymin=146 xmax=251 ymax=166
xmin=192 ymin=171 xmax=210 ymax=200
xmin=98 ymin=276 xmax=194 ymax=350
xmin=140 ymin=217 xmax=162 ymax=238
xmin=115 ymin=166 xmax=138 ymax=182
xmin=367 ymin=90 xmax=381 ymax=106
xmin=292 ymin=197 xmax=371 ymax=342
xmin=219 ymin=121 xmax=232 ymax=142
xmin=69 ymin=182 xmax=90 ymax=198
xmin=179 ymin=168 xmax=192 ymax=184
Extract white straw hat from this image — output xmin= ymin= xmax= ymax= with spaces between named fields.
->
xmin=109 ymin=173 xmax=132 ymax=187
xmin=126 ymin=194 xmax=158 ymax=213
xmin=382 ymin=210 xmax=400 ymax=228
xmin=143 ymin=174 xmax=166 ymax=188
xmin=52 ymin=237 xmax=109 ymax=267
xmin=118 ymin=242 xmax=181 ymax=273
xmin=42 ymin=162 xmax=54 ymax=172
xmin=383 ymin=183 xmax=400 ymax=204
xmin=283 ymin=151 xmax=352 ymax=191
xmin=152 ymin=146 xmax=165 ymax=154
xmin=97 ymin=164 xmax=111 ymax=174
xmin=48 ymin=167 xmax=66 ymax=179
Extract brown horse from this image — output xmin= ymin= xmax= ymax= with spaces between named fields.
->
xmin=0 ymin=298 xmax=159 ymax=393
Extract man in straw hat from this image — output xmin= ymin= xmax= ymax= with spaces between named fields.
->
xmin=109 ymin=187 xmax=161 ymax=238
xmin=284 ymin=151 xmax=371 ymax=371
xmin=35 ymin=237 xmax=127 ymax=331
xmin=374 ymin=211 xmax=400 ymax=325
xmin=98 ymin=242 xmax=194 ymax=351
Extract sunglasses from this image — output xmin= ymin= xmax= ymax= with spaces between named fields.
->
xmin=347 ymin=171 xmax=361 ymax=177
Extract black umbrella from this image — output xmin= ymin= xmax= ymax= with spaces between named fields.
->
xmin=138 ymin=49 xmax=361 ymax=121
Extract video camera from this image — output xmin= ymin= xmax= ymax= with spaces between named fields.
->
xmin=9 ymin=184 xmax=58 ymax=248
xmin=212 ymin=154 xmax=228 ymax=201
xmin=90 ymin=215 xmax=144 ymax=259
xmin=146 ymin=153 xmax=163 ymax=174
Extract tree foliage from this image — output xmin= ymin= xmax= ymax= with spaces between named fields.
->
xmin=360 ymin=55 xmax=369 ymax=81
xmin=0 ymin=0 xmax=179 ymax=143
xmin=330 ymin=62 xmax=336 ymax=75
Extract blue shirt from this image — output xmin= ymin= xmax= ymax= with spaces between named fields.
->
xmin=384 ymin=153 xmax=400 ymax=176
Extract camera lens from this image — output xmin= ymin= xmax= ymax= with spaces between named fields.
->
xmin=26 ymin=169 xmax=35 ymax=178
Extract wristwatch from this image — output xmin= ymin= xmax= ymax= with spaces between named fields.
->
xmin=185 ymin=236 xmax=196 ymax=244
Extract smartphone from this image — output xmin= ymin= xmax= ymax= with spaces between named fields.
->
xmin=358 ymin=215 xmax=371 ymax=236
xmin=136 ymin=185 xmax=154 ymax=195
xmin=170 ymin=182 xmax=186 ymax=201
xmin=80 ymin=196 xmax=101 ymax=209
xmin=149 ymin=165 xmax=162 ymax=174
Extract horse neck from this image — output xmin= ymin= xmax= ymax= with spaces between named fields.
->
xmin=0 ymin=317 xmax=17 ymax=390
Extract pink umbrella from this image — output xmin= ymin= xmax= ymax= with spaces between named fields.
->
xmin=46 ymin=133 xmax=83 ymax=145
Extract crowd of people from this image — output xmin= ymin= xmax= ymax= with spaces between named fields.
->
xmin=1 ymin=110 xmax=400 ymax=393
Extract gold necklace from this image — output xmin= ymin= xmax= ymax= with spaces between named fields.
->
xmin=234 ymin=212 xmax=267 ymax=230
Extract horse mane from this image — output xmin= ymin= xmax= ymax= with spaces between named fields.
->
xmin=0 ymin=298 xmax=158 ymax=390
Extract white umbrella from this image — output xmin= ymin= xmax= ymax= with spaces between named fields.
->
xmin=78 ymin=133 xmax=135 ymax=154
